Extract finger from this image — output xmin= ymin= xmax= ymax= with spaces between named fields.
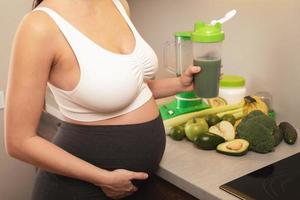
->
xmin=184 ymin=65 xmax=201 ymax=77
xmin=130 ymin=172 xmax=148 ymax=180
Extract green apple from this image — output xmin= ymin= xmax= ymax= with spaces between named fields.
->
xmin=184 ymin=118 xmax=209 ymax=141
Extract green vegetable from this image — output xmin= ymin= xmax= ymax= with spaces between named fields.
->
xmin=168 ymin=125 xmax=186 ymax=141
xmin=217 ymin=139 xmax=249 ymax=156
xmin=184 ymin=118 xmax=208 ymax=141
xmin=209 ymin=121 xmax=235 ymax=141
xmin=279 ymin=122 xmax=298 ymax=145
xmin=236 ymin=110 xmax=279 ymax=153
xmin=205 ymin=114 xmax=221 ymax=126
xmin=164 ymin=102 xmax=244 ymax=134
xmin=217 ymin=108 xmax=243 ymax=118
xmin=222 ymin=114 xmax=236 ymax=126
xmin=194 ymin=132 xmax=225 ymax=150
xmin=273 ymin=128 xmax=283 ymax=146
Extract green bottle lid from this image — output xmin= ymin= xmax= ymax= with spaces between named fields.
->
xmin=174 ymin=31 xmax=192 ymax=41
xmin=220 ymin=75 xmax=246 ymax=88
xmin=191 ymin=22 xmax=225 ymax=43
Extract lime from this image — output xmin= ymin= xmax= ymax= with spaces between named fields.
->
xmin=169 ymin=125 xmax=186 ymax=141
xmin=205 ymin=114 xmax=222 ymax=127
xmin=222 ymin=114 xmax=236 ymax=125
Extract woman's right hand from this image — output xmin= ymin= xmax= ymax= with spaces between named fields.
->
xmin=96 ymin=169 xmax=149 ymax=199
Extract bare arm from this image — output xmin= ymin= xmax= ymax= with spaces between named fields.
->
xmin=4 ymin=12 xmax=147 ymax=199
xmin=147 ymin=66 xmax=201 ymax=99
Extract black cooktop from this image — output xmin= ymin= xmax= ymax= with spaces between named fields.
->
xmin=220 ymin=152 xmax=300 ymax=200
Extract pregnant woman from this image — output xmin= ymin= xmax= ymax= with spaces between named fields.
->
xmin=4 ymin=0 xmax=200 ymax=199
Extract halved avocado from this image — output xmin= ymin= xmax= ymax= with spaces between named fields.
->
xmin=207 ymin=97 xmax=227 ymax=107
xmin=194 ymin=132 xmax=225 ymax=150
xmin=217 ymin=139 xmax=249 ymax=156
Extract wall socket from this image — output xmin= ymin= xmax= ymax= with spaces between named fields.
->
xmin=0 ymin=90 xmax=4 ymax=109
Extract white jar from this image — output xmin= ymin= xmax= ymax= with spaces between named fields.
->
xmin=219 ymin=75 xmax=246 ymax=104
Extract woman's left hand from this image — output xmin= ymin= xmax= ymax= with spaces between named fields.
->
xmin=178 ymin=65 xmax=201 ymax=92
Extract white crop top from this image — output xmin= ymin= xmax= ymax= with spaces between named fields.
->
xmin=33 ymin=0 xmax=158 ymax=122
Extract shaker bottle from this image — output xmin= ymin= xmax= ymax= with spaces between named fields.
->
xmin=191 ymin=22 xmax=225 ymax=98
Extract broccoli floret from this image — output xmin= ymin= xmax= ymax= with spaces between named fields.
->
xmin=242 ymin=110 xmax=265 ymax=121
xmin=237 ymin=110 xmax=278 ymax=153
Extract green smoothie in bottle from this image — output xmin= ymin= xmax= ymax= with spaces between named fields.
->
xmin=194 ymin=57 xmax=221 ymax=98
xmin=191 ymin=22 xmax=224 ymax=98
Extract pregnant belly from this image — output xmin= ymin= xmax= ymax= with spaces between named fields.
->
xmin=53 ymin=114 xmax=166 ymax=175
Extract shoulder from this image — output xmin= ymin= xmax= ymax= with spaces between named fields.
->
xmin=11 ymin=10 xmax=62 ymax=67
xmin=15 ymin=10 xmax=60 ymax=46
xmin=119 ymin=0 xmax=130 ymax=17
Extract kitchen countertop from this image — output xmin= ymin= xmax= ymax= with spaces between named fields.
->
xmin=157 ymin=131 xmax=300 ymax=200
xmin=45 ymin=97 xmax=300 ymax=200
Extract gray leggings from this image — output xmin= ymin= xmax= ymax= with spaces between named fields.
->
xmin=32 ymin=115 xmax=166 ymax=200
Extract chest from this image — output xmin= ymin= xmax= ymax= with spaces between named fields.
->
xmin=49 ymin=30 xmax=157 ymax=92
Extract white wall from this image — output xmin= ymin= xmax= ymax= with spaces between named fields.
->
xmin=129 ymin=0 xmax=300 ymax=128
xmin=0 ymin=1 xmax=35 ymax=200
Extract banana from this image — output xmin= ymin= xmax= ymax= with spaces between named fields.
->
xmin=253 ymin=96 xmax=268 ymax=113
xmin=243 ymin=96 xmax=268 ymax=115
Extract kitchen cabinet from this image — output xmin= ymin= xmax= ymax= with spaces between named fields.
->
xmin=37 ymin=111 xmax=199 ymax=200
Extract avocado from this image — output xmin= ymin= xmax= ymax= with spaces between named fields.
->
xmin=206 ymin=97 xmax=227 ymax=107
xmin=194 ymin=132 xmax=225 ymax=150
xmin=279 ymin=122 xmax=298 ymax=145
xmin=217 ymin=139 xmax=249 ymax=156
xmin=222 ymin=114 xmax=236 ymax=126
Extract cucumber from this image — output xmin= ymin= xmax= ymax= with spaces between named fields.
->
xmin=194 ymin=132 xmax=225 ymax=150
xmin=279 ymin=122 xmax=298 ymax=145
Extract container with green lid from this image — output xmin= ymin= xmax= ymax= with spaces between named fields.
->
xmin=219 ymin=75 xmax=246 ymax=104
xmin=192 ymin=21 xmax=225 ymax=98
